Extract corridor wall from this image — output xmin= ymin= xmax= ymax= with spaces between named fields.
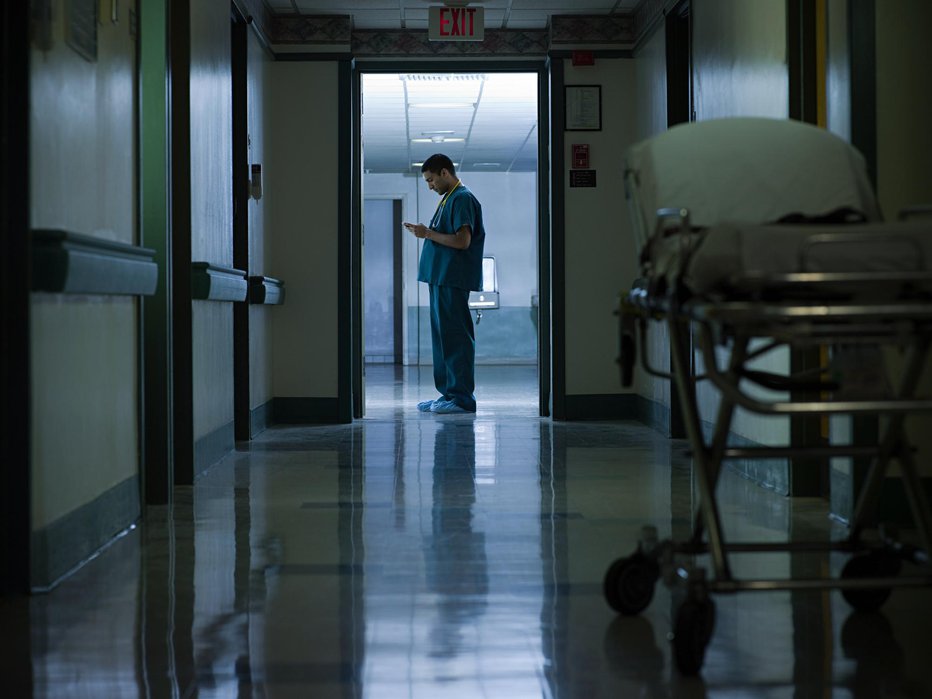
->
xmin=29 ymin=3 xmax=140 ymax=588
xmin=247 ymin=30 xmax=275 ymax=430
xmin=189 ymin=0 xmax=236 ymax=473
xmin=629 ymin=0 xmax=792 ymax=492
xmin=267 ymin=61 xmax=341 ymax=418
xmin=561 ymin=58 xmax=641 ymax=418
xmin=875 ymin=1 xmax=932 ymax=481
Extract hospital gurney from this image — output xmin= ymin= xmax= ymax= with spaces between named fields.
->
xmin=603 ymin=118 xmax=932 ymax=675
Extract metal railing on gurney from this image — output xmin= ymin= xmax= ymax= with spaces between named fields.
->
xmin=604 ymin=117 xmax=932 ymax=675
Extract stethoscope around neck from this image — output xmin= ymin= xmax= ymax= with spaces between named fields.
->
xmin=429 ymin=180 xmax=461 ymax=229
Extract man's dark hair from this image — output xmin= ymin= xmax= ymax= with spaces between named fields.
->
xmin=421 ymin=153 xmax=455 ymax=176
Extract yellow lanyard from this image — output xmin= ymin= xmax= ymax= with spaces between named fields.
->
xmin=431 ymin=180 xmax=461 ymax=228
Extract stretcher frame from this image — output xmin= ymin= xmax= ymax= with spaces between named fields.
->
xmin=606 ymin=207 xmax=932 ymax=675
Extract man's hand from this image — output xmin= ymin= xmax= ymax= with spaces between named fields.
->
xmin=403 ymin=222 xmax=430 ymax=239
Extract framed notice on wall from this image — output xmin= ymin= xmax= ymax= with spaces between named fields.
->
xmin=65 ymin=0 xmax=98 ymax=61
xmin=565 ymin=85 xmax=601 ymax=131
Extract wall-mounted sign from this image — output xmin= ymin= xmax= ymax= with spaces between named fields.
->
xmin=429 ymin=6 xmax=485 ymax=42
xmin=570 ymin=170 xmax=597 ymax=188
xmin=572 ymin=144 xmax=590 ymax=169
xmin=65 ymin=0 xmax=98 ymax=62
xmin=565 ymin=85 xmax=601 ymax=131
xmin=572 ymin=50 xmax=595 ymax=66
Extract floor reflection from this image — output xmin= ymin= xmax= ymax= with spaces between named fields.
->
xmin=3 ymin=366 xmax=932 ymax=697
xmin=425 ymin=420 xmax=488 ymax=660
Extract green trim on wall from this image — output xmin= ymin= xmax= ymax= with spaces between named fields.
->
xmin=550 ymin=57 xmax=567 ymax=420
xmin=721 ymin=433 xmax=790 ymax=496
xmin=832 ymin=468 xmax=932 ymax=528
xmin=140 ymin=0 xmax=172 ymax=507
xmin=31 ymin=229 xmax=158 ymax=295
xmin=250 ymin=400 xmax=273 ymax=438
xmin=274 ymin=397 xmax=342 ymax=424
xmin=1 ymin=0 xmax=32 ymax=596
xmin=191 ymin=262 xmax=248 ymax=301
xmin=849 ymin=0 xmax=876 ymax=188
xmin=30 ymin=475 xmax=140 ymax=592
xmin=193 ymin=420 xmax=235 ymax=477
xmin=340 ymin=58 xmax=355 ymax=423
xmin=170 ymin=0 xmax=194 ymax=487
xmin=537 ymin=65 xmax=551 ymax=418
xmin=564 ymin=394 xmax=639 ymax=421
xmin=636 ymin=395 xmax=672 ymax=437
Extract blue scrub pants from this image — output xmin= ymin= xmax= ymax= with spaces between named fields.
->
xmin=428 ymin=284 xmax=476 ymax=412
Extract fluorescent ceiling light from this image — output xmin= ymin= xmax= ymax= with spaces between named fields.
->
xmin=411 ymin=137 xmax=465 ymax=143
xmin=422 ymin=130 xmax=455 ymax=135
xmin=409 ymin=103 xmax=476 ymax=109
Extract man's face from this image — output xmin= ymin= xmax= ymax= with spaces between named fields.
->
xmin=423 ymin=168 xmax=451 ymax=195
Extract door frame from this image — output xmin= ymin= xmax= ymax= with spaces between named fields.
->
xmin=1 ymin=0 xmax=31 ymax=595
xmin=665 ymin=0 xmax=692 ymax=439
xmin=231 ymin=4 xmax=250 ymax=440
xmin=351 ymin=60 xmax=552 ymax=418
xmin=362 ymin=196 xmax=406 ymax=367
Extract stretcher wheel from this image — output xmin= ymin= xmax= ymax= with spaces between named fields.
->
xmin=603 ymin=553 xmax=659 ymax=615
xmin=672 ymin=598 xmax=716 ymax=676
xmin=840 ymin=552 xmax=902 ymax=612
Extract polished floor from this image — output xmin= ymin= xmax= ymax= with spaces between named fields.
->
xmin=4 ymin=364 xmax=932 ymax=698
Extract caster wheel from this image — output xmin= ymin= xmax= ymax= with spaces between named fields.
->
xmin=840 ymin=552 xmax=901 ymax=612
xmin=603 ymin=553 xmax=660 ymax=615
xmin=672 ymin=598 xmax=715 ymax=676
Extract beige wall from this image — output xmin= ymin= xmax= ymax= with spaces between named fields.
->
xmin=629 ymin=3 xmax=790 ymax=449
xmin=248 ymin=30 xmax=275 ymax=411
xmin=692 ymin=0 xmax=788 ymax=121
xmin=632 ymin=25 xmax=671 ymax=411
xmin=875 ymin=1 xmax=932 ymax=220
xmin=268 ymin=62 xmax=341 ymax=398
xmin=875 ymin=0 xmax=932 ymax=476
xmin=563 ymin=58 xmax=641 ymax=396
xmin=190 ymin=0 xmax=235 ymax=441
xmin=825 ymin=0 xmax=851 ymax=142
xmin=29 ymin=1 xmax=138 ymax=528
xmin=691 ymin=0 xmax=790 ymax=450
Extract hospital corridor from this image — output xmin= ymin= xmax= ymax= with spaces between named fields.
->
xmin=3 ymin=1 xmax=932 ymax=697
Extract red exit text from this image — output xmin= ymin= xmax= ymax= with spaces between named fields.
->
xmin=428 ymin=6 xmax=485 ymax=42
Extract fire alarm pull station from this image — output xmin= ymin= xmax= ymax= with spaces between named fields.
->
xmin=250 ymin=164 xmax=262 ymax=201
xmin=572 ymin=144 xmax=590 ymax=169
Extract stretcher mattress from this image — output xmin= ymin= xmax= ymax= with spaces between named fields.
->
xmin=682 ymin=219 xmax=932 ymax=296
xmin=625 ymin=118 xmax=882 ymax=250
xmin=625 ymin=117 xmax=932 ymax=298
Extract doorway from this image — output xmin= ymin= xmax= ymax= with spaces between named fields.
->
xmin=356 ymin=67 xmax=548 ymax=418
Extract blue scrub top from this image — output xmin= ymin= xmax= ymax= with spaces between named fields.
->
xmin=417 ymin=184 xmax=485 ymax=291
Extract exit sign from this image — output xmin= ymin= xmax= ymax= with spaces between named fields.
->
xmin=429 ymin=6 xmax=485 ymax=42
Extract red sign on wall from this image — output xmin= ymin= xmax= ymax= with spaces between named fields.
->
xmin=429 ymin=6 xmax=485 ymax=41
xmin=572 ymin=144 xmax=590 ymax=169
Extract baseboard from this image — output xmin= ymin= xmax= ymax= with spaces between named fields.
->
xmin=250 ymin=400 xmax=273 ymax=438
xmin=563 ymin=393 xmax=638 ymax=421
xmin=31 ymin=475 xmax=140 ymax=592
xmin=273 ymin=397 xmax=344 ymax=424
xmin=834 ymin=476 xmax=932 ymax=528
xmin=194 ymin=420 xmax=234 ymax=477
xmin=723 ymin=432 xmax=790 ymax=496
xmin=636 ymin=395 xmax=672 ymax=436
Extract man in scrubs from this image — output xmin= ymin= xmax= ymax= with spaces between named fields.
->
xmin=403 ymin=154 xmax=485 ymax=414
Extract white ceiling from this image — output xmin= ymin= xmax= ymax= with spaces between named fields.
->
xmin=363 ymin=73 xmax=540 ymax=173
xmin=266 ymin=0 xmax=640 ymax=31
xmin=276 ymin=2 xmax=641 ymax=173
